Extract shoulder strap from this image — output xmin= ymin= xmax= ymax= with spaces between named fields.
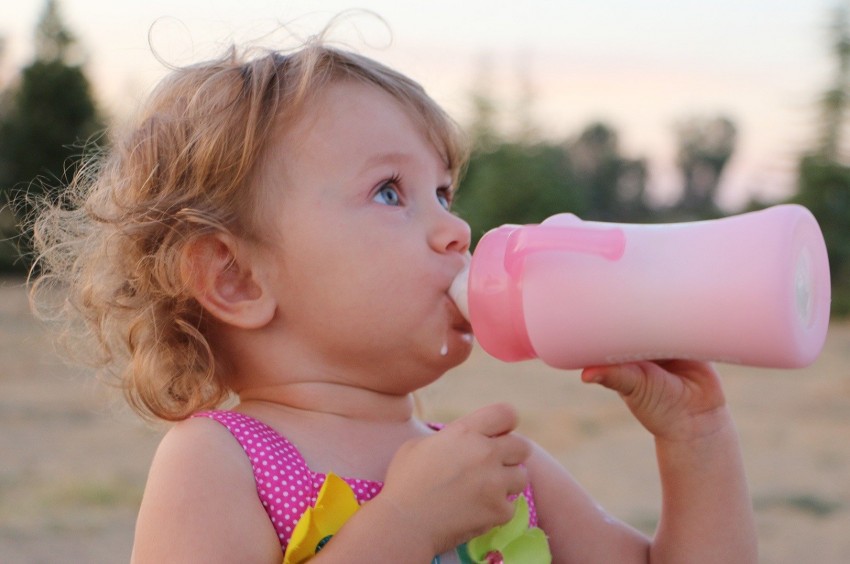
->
xmin=193 ymin=410 xmax=323 ymax=548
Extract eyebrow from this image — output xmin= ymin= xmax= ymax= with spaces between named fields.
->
xmin=359 ymin=151 xmax=453 ymax=183
xmin=361 ymin=151 xmax=416 ymax=170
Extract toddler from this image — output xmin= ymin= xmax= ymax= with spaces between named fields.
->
xmin=31 ymin=30 xmax=757 ymax=563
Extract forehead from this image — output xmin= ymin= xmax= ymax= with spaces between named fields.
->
xmin=299 ymin=81 xmax=432 ymax=155
xmin=259 ymin=80 xmax=449 ymax=185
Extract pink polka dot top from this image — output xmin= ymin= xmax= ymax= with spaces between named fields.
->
xmin=193 ymin=409 xmax=539 ymax=553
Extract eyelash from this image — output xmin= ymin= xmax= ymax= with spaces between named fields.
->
xmin=437 ymin=185 xmax=454 ymax=209
xmin=374 ymin=173 xmax=454 ymax=209
xmin=378 ymin=173 xmax=404 ymax=205
xmin=385 ymin=173 xmax=403 ymax=191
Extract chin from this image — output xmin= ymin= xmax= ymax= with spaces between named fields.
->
xmin=438 ymin=335 xmax=474 ymax=366
xmin=409 ymin=347 xmax=472 ymax=390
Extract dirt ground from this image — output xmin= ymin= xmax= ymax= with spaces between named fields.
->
xmin=1 ymin=278 xmax=848 ymax=563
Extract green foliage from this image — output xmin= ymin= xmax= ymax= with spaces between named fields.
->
xmin=458 ymin=66 xmax=655 ymax=245
xmin=0 ymin=59 xmax=101 ymax=185
xmin=456 ymin=142 xmax=579 ymax=244
xmin=818 ymin=2 xmax=850 ymax=160
xmin=0 ymin=0 xmax=103 ymax=272
xmin=794 ymin=156 xmax=850 ymax=316
xmin=673 ymin=115 xmax=737 ymax=219
xmin=455 ymin=122 xmax=652 ymax=247
xmin=568 ymin=122 xmax=651 ymax=223
xmin=790 ymin=2 xmax=850 ymax=318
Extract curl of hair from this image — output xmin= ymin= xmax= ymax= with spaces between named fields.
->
xmin=29 ymin=34 xmax=468 ymax=421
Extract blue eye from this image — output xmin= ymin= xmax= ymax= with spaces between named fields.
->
xmin=373 ymin=181 xmax=401 ymax=206
xmin=437 ymin=188 xmax=452 ymax=210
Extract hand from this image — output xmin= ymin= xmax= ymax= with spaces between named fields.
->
xmin=377 ymin=403 xmax=531 ymax=554
xmin=581 ymin=360 xmax=731 ymax=442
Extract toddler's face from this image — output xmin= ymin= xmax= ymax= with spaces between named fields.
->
xmin=256 ymin=80 xmax=473 ymax=392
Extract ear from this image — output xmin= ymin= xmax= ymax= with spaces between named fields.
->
xmin=181 ymin=233 xmax=276 ymax=329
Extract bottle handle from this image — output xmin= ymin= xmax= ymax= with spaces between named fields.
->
xmin=504 ymin=215 xmax=627 ymax=275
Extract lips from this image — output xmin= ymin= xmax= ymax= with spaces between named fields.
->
xmin=441 ymin=284 xmax=468 ymax=321
xmin=448 ymin=299 xmax=473 ymax=335
xmin=454 ymin=318 xmax=473 ymax=335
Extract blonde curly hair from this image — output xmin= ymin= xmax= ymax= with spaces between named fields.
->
xmin=30 ymin=37 xmax=468 ymax=422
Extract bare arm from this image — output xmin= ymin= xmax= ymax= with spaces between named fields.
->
xmin=528 ymin=361 xmax=756 ymax=563
xmin=583 ymin=360 xmax=758 ymax=563
xmin=131 ymin=418 xmax=281 ymax=563
xmin=525 ymin=442 xmax=652 ymax=562
xmin=651 ymin=407 xmax=756 ymax=563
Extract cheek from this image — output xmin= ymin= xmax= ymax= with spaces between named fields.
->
xmin=279 ymin=219 xmax=430 ymax=311
xmin=333 ymin=262 xmax=432 ymax=330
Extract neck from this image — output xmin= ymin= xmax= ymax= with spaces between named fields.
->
xmin=237 ymin=381 xmax=417 ymax=423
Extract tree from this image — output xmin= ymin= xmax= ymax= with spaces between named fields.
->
xmin=794 ymin=157 xmax=850 ymax=315
xmin=457 ymin=142 xmax=580 ymax=244
xmin=0 ymin=0 xmax=103 ymax=271
xmin=566 ymin=122 xmax=650 ymax=222
xmin=459 ymin=56 xmax=582 ymax=243
xmin=467 ymin=55 xmax=500 ymax=152
xmin=673 ymin=115 xmax=737 ymax=218
xmin=793 ymin=1 xmax=850 ymax=315
xmin=456 ymin=60 xmax=651 ymax=246
xmin=817 ymin=2 xmax=850 ymax=160
xmin=512 ymin=50 xmax=538 ymax=144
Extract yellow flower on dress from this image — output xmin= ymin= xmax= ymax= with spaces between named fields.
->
xmin=282 ymin=473 xmax=361 ymax=564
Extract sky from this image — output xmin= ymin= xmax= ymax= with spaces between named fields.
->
xmin=0 ymin=0 xmax=842 ymax=209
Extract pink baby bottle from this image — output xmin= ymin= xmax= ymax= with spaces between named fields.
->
xmin=449 ymin=204 xmax=831 ymax=369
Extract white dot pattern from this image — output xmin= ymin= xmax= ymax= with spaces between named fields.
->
xmin=195 ymin=410 xmax=383 ymax=548
xmin=194 ymin=410 xmax=539 ymax=552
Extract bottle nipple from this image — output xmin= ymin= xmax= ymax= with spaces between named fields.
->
xmin=449 ymin=263 xmax=470 ymax=321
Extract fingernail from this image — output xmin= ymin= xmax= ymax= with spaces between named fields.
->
xmin=583 ymin=370 xmax=602 ymax=384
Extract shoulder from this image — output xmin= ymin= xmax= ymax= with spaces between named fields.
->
xmin=167 ymin=415 xmax=260 ymax=471
xmin=131 ymin=416 xmax=280 ymax=563
xmin=146 ymin=415 xmax=254 ymax=487
xmin=160 ymin=413 xmax=243 ymax=453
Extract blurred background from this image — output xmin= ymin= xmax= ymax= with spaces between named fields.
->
xmin=0 ymin=1 xmax=849 ymax=562
xmin=2 ymin=0 xmax=850 ymax=311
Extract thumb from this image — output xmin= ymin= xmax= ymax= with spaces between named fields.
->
xmin=449 ymin=403 xmax=519 ymax=437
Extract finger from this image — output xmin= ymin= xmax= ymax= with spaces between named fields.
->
xmin=451 ymin=403 xmax=519 ymax=437
xmin=582 ymin=362 xmax=649 ymax=397
xmin=502 ymin=465 xmax=529 ymax=497
xmin=655 ymin=359 xmax=719 ymax=380
xmin=494 ymin=433 xmax=532 ymax=466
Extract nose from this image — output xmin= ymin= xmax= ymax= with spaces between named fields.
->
xmin=429 ymin=208 xmax=471 ymax=255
